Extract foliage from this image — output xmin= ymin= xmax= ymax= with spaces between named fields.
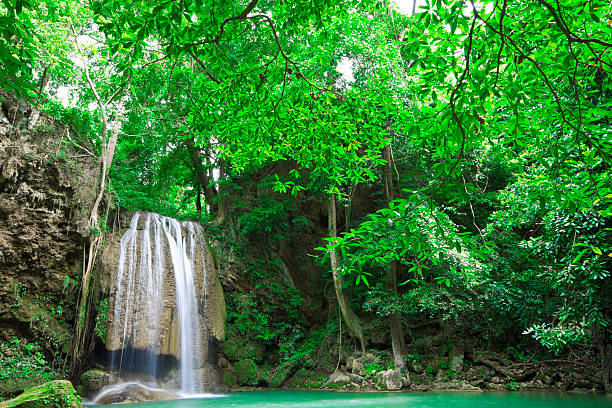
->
xmin=0 ymin=338 xmax=60 ymax=391
xmin=93 ymin=298 xmax=108 ymax=343
xmin=3 ymin=0 xmax=611 ymax=374
xmin=233 ymin=358 xmax=259 ymax=387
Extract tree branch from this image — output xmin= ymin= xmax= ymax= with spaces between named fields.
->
xmin=535 ymin=0 xmax=612 ymax=48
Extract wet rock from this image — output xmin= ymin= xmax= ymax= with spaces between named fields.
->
xmin=218 ymin=356 xmax=230 ymax=370
xmin=194 ymin=362 xmax=225 ymax=392
xmin=92 ymin=383 xmax=178 ymax=404
xmin=540 ymin=374 xmax=552 ymax=385
xmin=102 ymin=215 xmax=226 ymax=362
xmin=80 ymin=370 xmax=117 ymax=393
xmin=471 ymin=379 xmax=486 ymax=388
xmin=0 ymin=380 xmax=81 ymax=408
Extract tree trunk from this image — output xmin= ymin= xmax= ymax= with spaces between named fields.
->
xmin=383 ymin=145 xmax=406 ymax=369
xmin=196 ymin=183 xmax=202 ymax=214
xmin=600 ymin=337 xmax=612 ymax=393
xmin=329 ymin=193 xmax=366 ymax=353
xmin=185 ymin=138 xmax=217 ymax=212
xmin=28 ymin=65 xmax=52 ymax=129
xmin=214 ymin=159 xmax=228 ymax=225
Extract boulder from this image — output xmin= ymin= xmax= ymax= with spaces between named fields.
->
xmin=349 ymin=374 xmax=364 ymax=384
xmin=379 ymin=369 xmax=408 ymax=391
xmin=80 ymin=370 xmax=117 ymax=393
xmin=327 ymin=371 xmax=350 ymax=385
xmin=0 ymin=380 xmax=81 ymax=408
xmin=449 ymin=346 xmax=464 ymax=374
xmin=92 ymin=383 xmax=177 ymax=404
xmin=350 ymin=358 xmax=365 ymax=374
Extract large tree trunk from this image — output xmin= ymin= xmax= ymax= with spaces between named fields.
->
xmin=383 ymin=145 xmax=406 ymax=369
xmin=328 ymin=193 xmax=366 ymax=353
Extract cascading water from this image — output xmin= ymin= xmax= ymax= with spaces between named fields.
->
xmin=106 ymin=212 xmax=211 ymax=394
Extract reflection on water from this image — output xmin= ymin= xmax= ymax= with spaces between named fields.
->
xmin=85 ymin=390 xmax=610 ymax=408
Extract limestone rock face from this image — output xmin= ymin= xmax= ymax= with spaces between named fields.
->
xmin=194 ymin=362 xmax=225 ymax=392
xmin=0 ymin=92 xmax=96 ymax=336
xmin=0 ymin=380 xmax=81 ymax=408
xmin=0 ymin=91 xmax=97 ymax=395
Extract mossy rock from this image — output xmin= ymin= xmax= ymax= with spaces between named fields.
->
xmin=234 ymin=359 xmax=258 ymax=386
xmin=223 ymin=372 xmax=235 ymax=387
xmin=80 ymin=369 xmax=116 ymax=393
xmin=267 ymin=364 xmax=295 ymax=388
xmin=222 ymin=337 xmax=264 ymax=362
xmin=0 ymin=380 xmax=81 ymax=408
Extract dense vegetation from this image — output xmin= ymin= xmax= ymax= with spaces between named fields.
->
xmin=1 ymin=0 xmax=610 ymax=393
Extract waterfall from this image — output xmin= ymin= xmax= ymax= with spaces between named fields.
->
xmin=107 ymin=212 xmax=210 ymax=394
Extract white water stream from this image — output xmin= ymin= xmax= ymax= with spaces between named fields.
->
xmin=108 ymin=212 xmax=208 ymax=394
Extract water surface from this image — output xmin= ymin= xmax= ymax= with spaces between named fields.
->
xmin=86 ymin=390 xmax=610 ymax=408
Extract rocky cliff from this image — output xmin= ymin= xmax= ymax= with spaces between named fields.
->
xmin=0 ymin=91 xmax=98 ymax=396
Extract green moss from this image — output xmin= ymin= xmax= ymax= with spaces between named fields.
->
xmin=223 ymin=372 xmax=235 ymax=387
xmin=234 ymin=359 xmax=258 ymax=386
xmin=80 ymin=369 xmax=110 ymax=393
xmin=0 ymin=380 xmax=81 ymax=408
xmin=222 ymin=336 xmax=264 ymax=362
